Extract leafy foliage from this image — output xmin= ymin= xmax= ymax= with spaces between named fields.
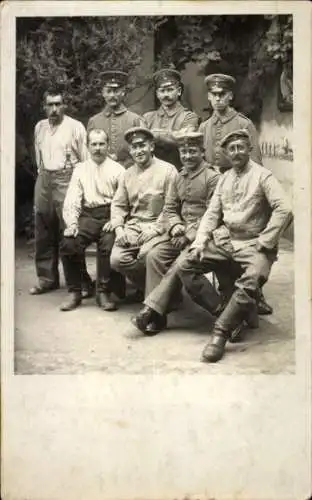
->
xmin=16 ymin=15 xmax=292 ymax=147
xmin=155 ymin=15 xmax=293 ymax=125
xmin=16 ymin=16 xmax=163 ymax=141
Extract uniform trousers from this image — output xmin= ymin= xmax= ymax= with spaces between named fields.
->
xmin=110 ymin=227 xmax=167 ymax=292
xmin=144 ymin=238 xmax=229 ymax=315
xmin=34 ymin=168 xmax=91 ymax=288
xmin=61 ymin=206 xmax=115 ymax=293
xmin=178 ymin=240 xmax=277 ymax=335
xmin=144 ymin=240 xmax=220 ymax=315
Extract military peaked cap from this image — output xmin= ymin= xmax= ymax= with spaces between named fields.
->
xmin=102 ymin=71 xmax=128 ymax=87
xmin=124 ymin=126 xmax=155 ymax=144
xmin=205 ymin=73 xmax=236 ymax=92
xmin=153 ymin=68 xmax=182 ymax=88
xmin=175 ymin=131 xmax=204 ymax=148
xmin=220 ymin=129 xmax=251 ymax=148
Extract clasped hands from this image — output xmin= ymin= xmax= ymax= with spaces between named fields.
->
xmin=170 ymin=224 xmax=189 ymax=250
xmin=115 ymin=226 xmax=159 ymax=248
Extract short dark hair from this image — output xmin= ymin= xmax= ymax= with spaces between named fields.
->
xmin=87 ymin=128 xmax=109 ymax=146
xmin=43 ymin=85 xmax=67 ymax=104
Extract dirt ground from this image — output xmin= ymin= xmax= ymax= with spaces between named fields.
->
xmin=14 ymin=238 xmax=295 ymax=375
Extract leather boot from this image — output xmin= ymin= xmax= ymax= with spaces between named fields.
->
xmin=257 ymin=289 xmax=273 ymax=315
xmin=145 ymin=314 xmax=167 ymax=336
xmin=245 ymin=303 xmax=259 ymax=328
xmin=97 ymin=291 xmax=117 ymax=311
xmin=229 ymin=321 xmax=247 ymax=343
xmin=131 ymin=306 xmax=154 ymax=333
xmin=81 ymin=280 xmax=96 ymax=299
xmin=201 ymin=333 xmax=228 ymax=363
xmin=202 ymin=294 xmax=246 ymax=362
xmin=60 ymin=292 xmax=82 ymax=311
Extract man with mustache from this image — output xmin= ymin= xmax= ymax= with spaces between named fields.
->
xmin=143 ymin=69 xmax=199 ymax=170
xmin=30 ymin=86 xmax=93 ymax=296
xmin=132 ymin=131 xmax=220 ymax=335
xmin=87 ymin=71 xmax=144 ymax=168
xmin=177 ymin=130 xmax=292 ymax=363
xmin=60 ymin=129 xmax=125 ymax=311
xmin=110 ymin=127 xmax=177 ymax=299
xmin=200 ymin=73 xmax=272 ymax=315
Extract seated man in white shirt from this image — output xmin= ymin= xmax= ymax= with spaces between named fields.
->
xmin=60 ymin=129 xmax=125 ymax=311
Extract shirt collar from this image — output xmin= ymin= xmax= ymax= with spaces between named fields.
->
xmin=89 ymin=156 xmax=113 ymax=168
xmin=158 ymin=101 xmax=183 ymax=117
xmin=212 ymin=107 xmax=237 ymax=124
xmin=47 ymin=114 xmax=67 ymax=132
xmin=230 ymin=160 xmax=252 ymax=178
xmin=134 ymin=156 xmax=154 ymax=171
xmin=103 ymin=104 xmax=127 ymax=117
xmin=180 ymin=161 xmax=207 ymax=179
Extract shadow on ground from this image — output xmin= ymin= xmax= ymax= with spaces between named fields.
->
xmin=14 ymin=238 xmax=295 ymax=375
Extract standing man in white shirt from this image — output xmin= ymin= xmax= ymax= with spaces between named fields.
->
xmin=30 ymin=86 xmax=93 ymax=295
xmin=60 ymin=129 xmax=125 ymax=311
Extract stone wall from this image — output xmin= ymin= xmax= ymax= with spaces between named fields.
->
xmin=259 ymin=81 xmax=293 ymax=240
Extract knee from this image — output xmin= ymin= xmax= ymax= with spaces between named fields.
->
xmin=110 ymin=247 xmax=122 ymax=271
xmin=98 ymin=234 xmax=115 ymax=257
xmin=110 ymin=246 xmax=134 ymax=271
xmin=176 ymin=254 xmax=195 ymax=277
xmin=236 ymin=271 xmax=260 ymax=300
xmin=60 ymin=237 xmax=77 ymax=256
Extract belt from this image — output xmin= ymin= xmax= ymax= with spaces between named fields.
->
xmin=40 ymin=166 xmax=74 ymax=175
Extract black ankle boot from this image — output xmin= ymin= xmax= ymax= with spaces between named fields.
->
xmin=60 ymin=292 xmax=82 ymax=311
xmin=145 ymin=314 xmax=167 ymax=336
xmin=201 ymin=333 xmax=228 ymax=363
xmin=97 ymin=291 xmax=117 ymax=311
xmin=131 ymin=306 xmax=155 ymax=332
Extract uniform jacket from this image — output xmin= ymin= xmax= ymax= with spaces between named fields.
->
xmin=111 ymin=156 xmax=178 ymax=235
xmin=87 ymin=105 xmax=144 ymax=167
xmin=199 ymin=107 xmax=262 ymax=171
xmin=193 ymin=160 xmax=292 ymax=251
xmin=143 ymin=102 xmax=199 ymax=169
xmin=164 ymin=161 xmax=220 ymax=242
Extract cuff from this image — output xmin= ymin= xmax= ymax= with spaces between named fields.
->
xmin=111 ymin=220 xmax=124 ymax=230
xmin=168 ymin=222 xmax=185 ymax=236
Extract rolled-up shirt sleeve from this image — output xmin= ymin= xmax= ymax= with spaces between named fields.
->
xmin=110 ymin=173 xmax=130 ymax=229
xmin=62 ymin=168 xmax=84 ymax=229
xmin=257 ymin=173 xmax=293 ymax=249
xmin=34 ymin=122 xmax=42 ymax=171
xmin=192 ymin=177 xmax=223 ymax=247
xmin=75 ymin=122 xmax=89 ymax=162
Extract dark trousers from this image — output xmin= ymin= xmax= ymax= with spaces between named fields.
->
xmin=61 ymin=206 xmax=115 ymax=293
xmin=34 ymin=169 xmax=91 ymax=288
xmin=178 ymin=241 xmax=276 ymax=334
